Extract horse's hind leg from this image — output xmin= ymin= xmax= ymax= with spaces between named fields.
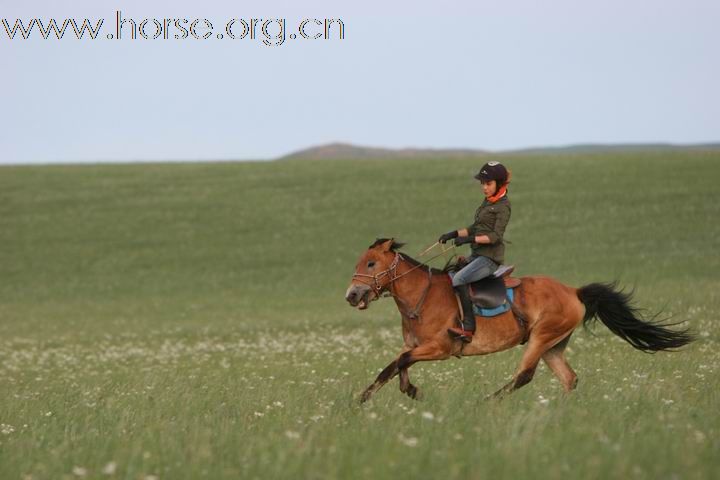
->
xmin=489 ymin=339 xmax=544 ymax=400
xmin=542 ymin=334 xmax=578 ymax=392
xmin=488 ymin=330 xmax=572 ymax=400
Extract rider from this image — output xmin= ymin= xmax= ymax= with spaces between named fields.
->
xmin=438 ymin=161 xmax=512 ymax=342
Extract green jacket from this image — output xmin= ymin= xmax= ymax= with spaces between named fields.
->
xmin=465 ymin=195 xmax=511 ymax=264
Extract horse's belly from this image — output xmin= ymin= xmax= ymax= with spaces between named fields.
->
xmin=462 ymin=317 xmax=524 ymax=355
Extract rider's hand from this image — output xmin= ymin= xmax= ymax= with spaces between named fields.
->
xmin=454 ymin=236 xmax=474 ymax=246
xmin=438 ymin=230 xmax=459 ymax=244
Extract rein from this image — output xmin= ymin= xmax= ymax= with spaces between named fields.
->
xmin=351 ymin=248 xmax=454 ymax=321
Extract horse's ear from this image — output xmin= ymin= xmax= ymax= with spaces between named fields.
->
xmin=369 ymin=237 xmax=399 ymax=251
xmin=379 ymin=238 xmax=395 ymax=252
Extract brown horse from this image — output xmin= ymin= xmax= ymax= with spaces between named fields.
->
xmin=345 ymin=238 xmax=693 ymax=403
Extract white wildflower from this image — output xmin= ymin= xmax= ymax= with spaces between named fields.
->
xmin=102 ymin=462 xmax=117 ymax=475
xmin=398 ymin=433 xmax=418 ymax=447
xmin=421 ymin=411 xmax=435 ymax=421
xmin=72 ymin=466 xmax=87 ymax=477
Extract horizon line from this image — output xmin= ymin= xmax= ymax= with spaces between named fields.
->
xmin=3 ymin=140 xmax=720 ymax=167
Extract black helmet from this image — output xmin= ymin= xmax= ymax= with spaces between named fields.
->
xmin=474 ymin=161 xmax=508 ymax=185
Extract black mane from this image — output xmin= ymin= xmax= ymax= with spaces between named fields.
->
xmin=369 ymin=238 xmax=458 ymax=273
xmin=368 ymin=238 xmax=406 ymax=251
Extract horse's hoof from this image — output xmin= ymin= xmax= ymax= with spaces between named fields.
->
xmin=359 ymin=391 xmax=372 ymax=403
xmin=406 ymin=385 xmax=422 ymax=400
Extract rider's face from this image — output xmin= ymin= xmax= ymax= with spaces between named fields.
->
xmin=481 ymin=180 xmax=497 ymax=197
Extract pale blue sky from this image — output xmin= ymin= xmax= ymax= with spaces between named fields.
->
xmin=2 ymin=0 xmax=718 ymax=164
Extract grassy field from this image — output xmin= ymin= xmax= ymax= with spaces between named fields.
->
xmin=1 ymin=151 xmax=719 ymax=479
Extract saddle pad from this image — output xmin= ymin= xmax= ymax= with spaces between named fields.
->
xmin=473 ymin=288 xmax=515 ymax=317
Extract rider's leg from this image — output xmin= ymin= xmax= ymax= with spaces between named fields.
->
xmin=454 ymin=282 xmax=476 ymax=331
xmin=448 ymin=256 xmax=499 ymax=341
xmin=452 ymin=255 xmax=499 ymax=286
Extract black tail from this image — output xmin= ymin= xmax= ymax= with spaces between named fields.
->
xmin=577 ymin=282 xmax=694 ymax=353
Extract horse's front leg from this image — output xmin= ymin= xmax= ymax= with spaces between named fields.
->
xmin=360 ymin=341 xmax=448 ymax=403
xmin=399 ymin=368 xmax=420 ymax=400
xmin=396 ymin=346 xmax=420 ymax=399
xmin=360 ymin=356 xmax=401 ymax=403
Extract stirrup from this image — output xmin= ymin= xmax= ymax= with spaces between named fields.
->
xmin=447 ymin=327 xmax=474 ymax=343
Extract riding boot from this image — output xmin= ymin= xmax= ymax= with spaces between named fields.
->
xmin=448 ymin=283 xmax=476 ymax=343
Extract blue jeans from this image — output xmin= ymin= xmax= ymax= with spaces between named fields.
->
xmin=451 ymin=255 xmax=499 ymax=287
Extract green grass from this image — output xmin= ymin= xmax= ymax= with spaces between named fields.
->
xmin=1 ymin=151 xmax=719 ymax=479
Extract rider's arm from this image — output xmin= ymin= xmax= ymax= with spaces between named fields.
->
xmin=454 ymin=232 xmax=491 ymax=244
xmin=462 ymin=230 xmax=493 ymax=243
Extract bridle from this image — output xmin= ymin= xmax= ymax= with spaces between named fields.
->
xmin=351 ymin=248 xmax=453 ymax=320
xmin=351 ymin=252 xmax=402 ymax=295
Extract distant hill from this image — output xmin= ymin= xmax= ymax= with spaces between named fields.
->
xmin=278 ymin=142 xmax=720 ymax=160
xmin=502 ymin=143 xmax=720 ymax=155
xmin=278 ymin=142 xmax=487 ymax=160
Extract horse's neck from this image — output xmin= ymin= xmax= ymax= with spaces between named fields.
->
xmin=390 ymin=258 xmax=436 ymax=311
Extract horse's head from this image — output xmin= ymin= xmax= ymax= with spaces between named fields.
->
xmin=345 ymin=238 xmax=404 ymax=310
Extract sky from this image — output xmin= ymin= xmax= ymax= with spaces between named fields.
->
xmin=2 ymin=0 xmax=719 ymax=164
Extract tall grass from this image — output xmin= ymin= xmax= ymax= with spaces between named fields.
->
xmin=0 ymin=152 xmax=718 ymax=479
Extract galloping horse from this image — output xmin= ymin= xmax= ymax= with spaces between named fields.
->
xmin=345 ymin=238 xmax=693 ymax=403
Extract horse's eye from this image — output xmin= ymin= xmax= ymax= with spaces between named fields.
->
xmin=367 ymin=261 xmax=376 ymax=268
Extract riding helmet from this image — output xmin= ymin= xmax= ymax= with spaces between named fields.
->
xmin=474 ymin=161 xmax=509 ymax=185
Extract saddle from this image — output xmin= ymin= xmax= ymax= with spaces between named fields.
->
xmin=469 ymin=265 xmax=521 ymax=308
xmin=450 ymin=259 xmax=527 ymax=340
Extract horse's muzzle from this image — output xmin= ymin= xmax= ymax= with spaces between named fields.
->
xmin=345 ymin=285 xmax=373 ymax=310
